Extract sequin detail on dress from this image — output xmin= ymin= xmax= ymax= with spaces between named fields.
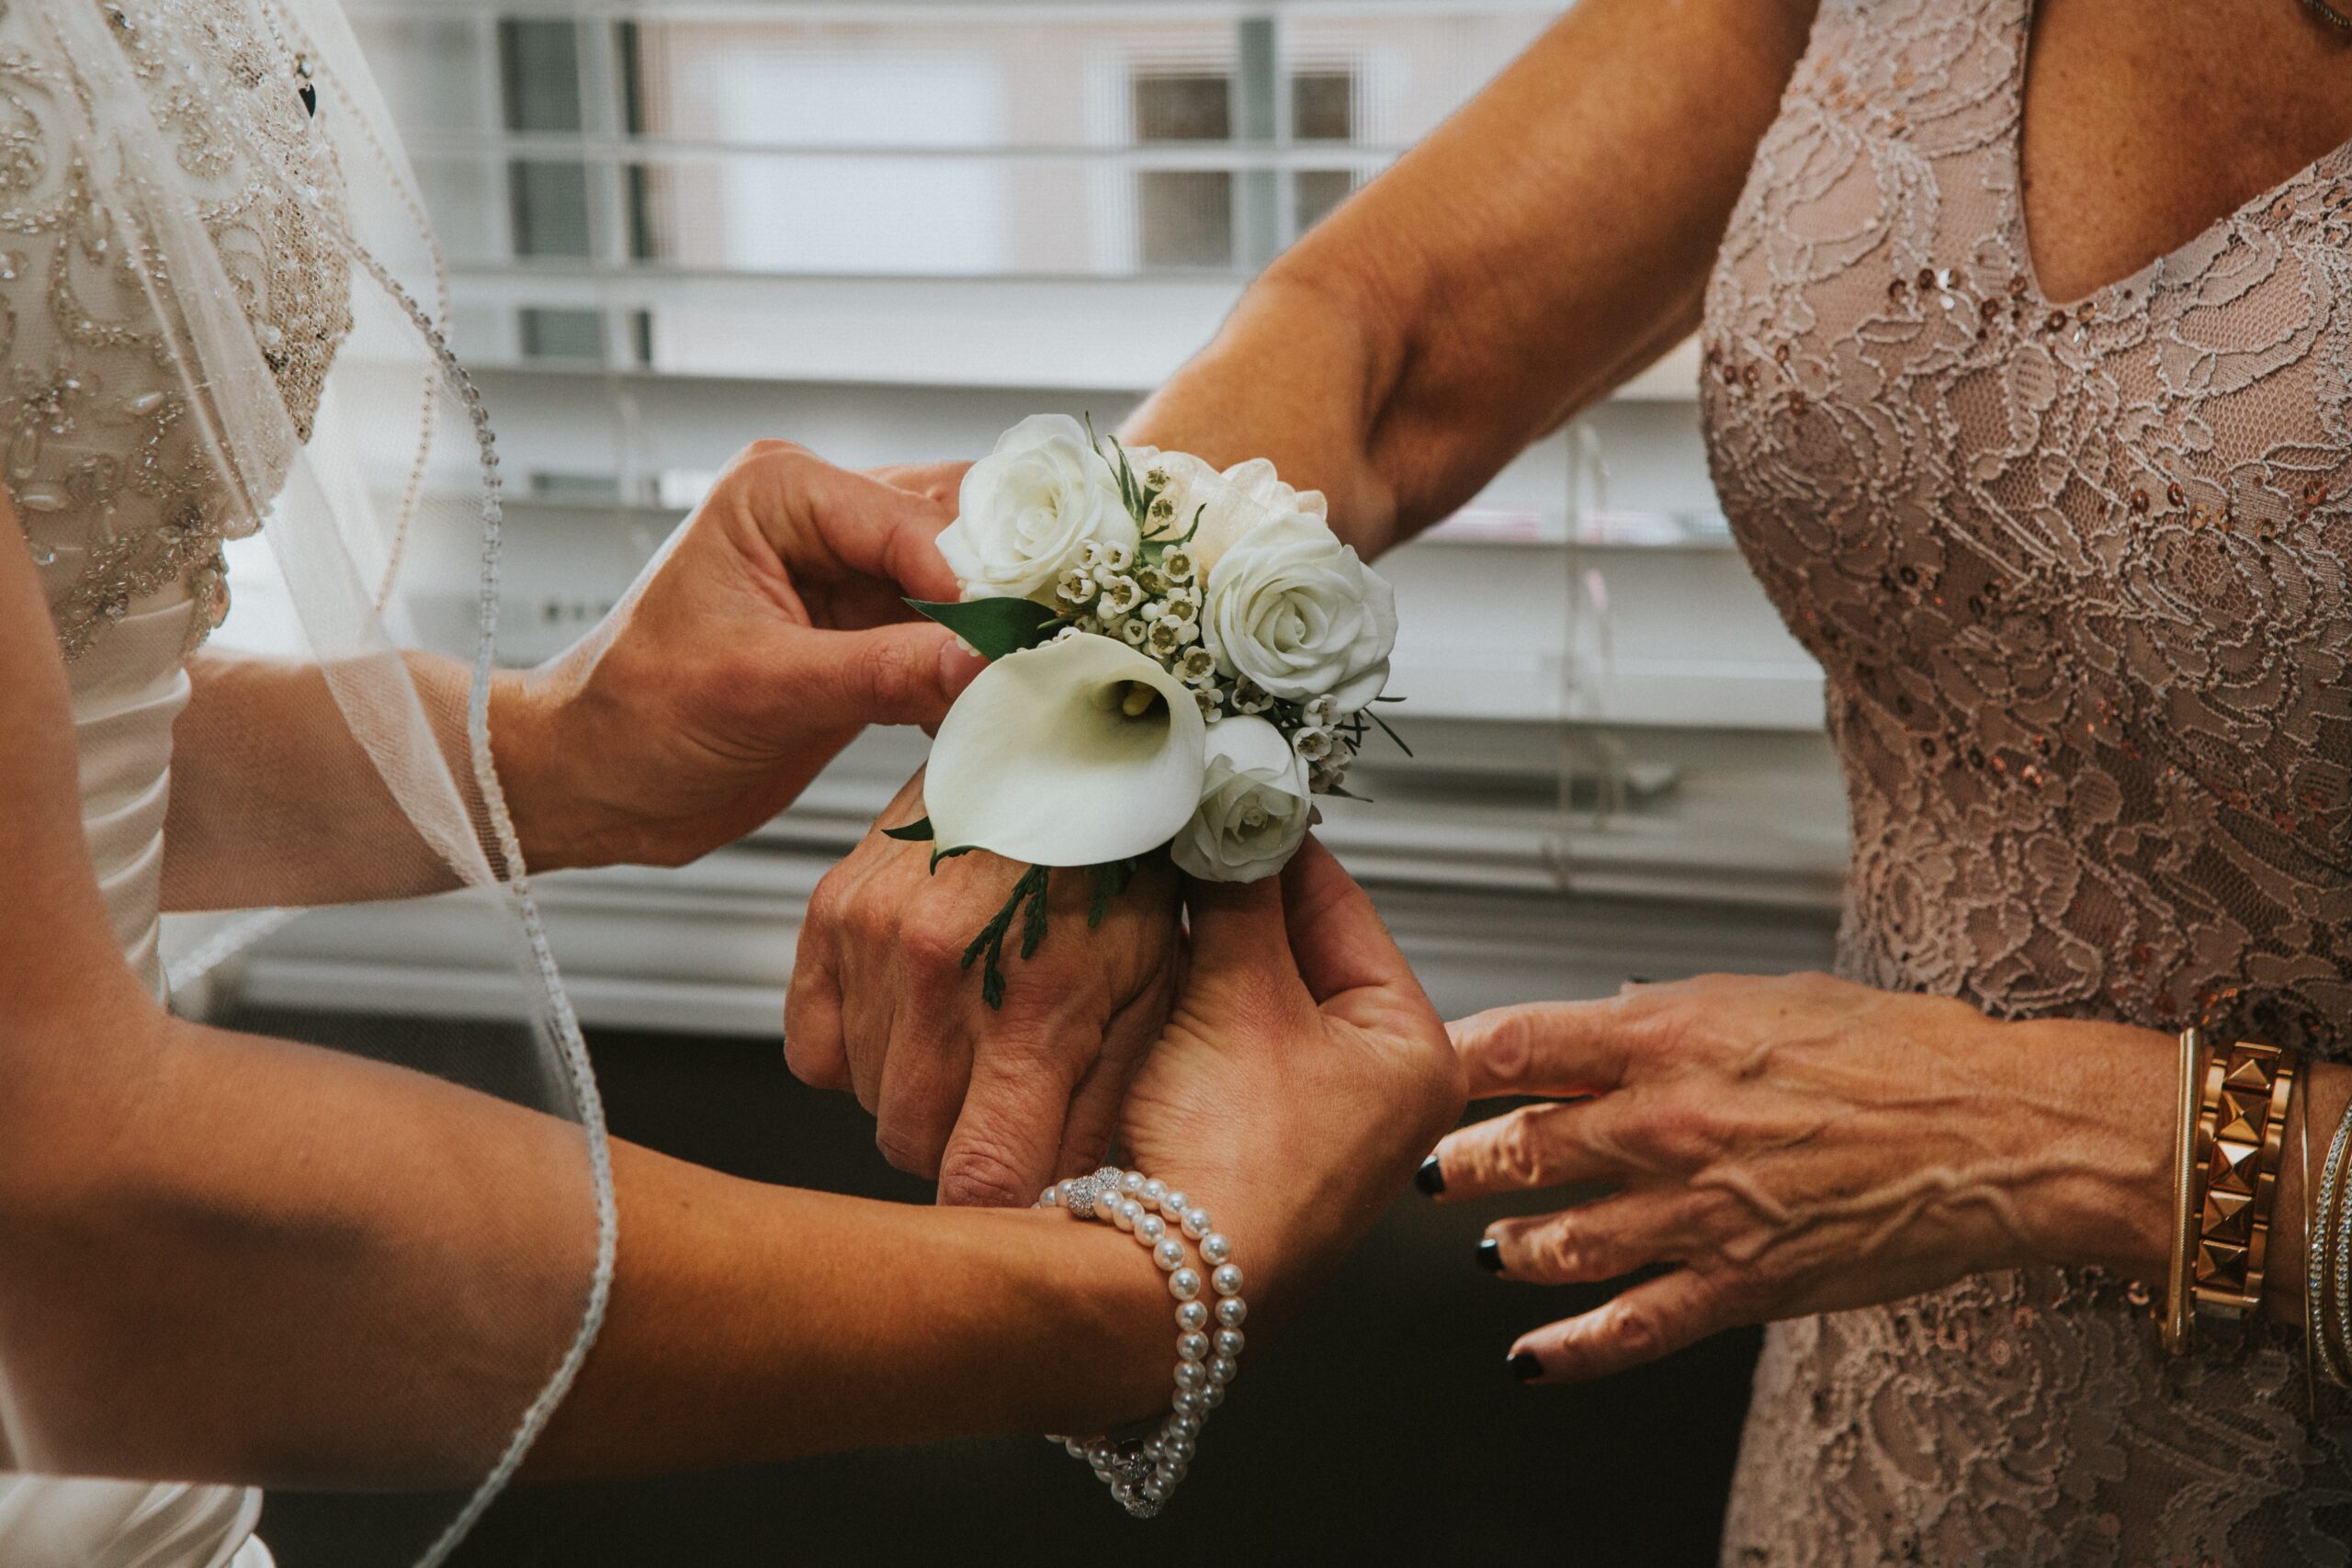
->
xmin=1702 ymin=2 xmax=2352 ymax=1562
xmin=7 ymin=0 xmax=350 ymax=661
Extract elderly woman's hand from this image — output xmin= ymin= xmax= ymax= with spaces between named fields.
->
xmin=1424 ymin=974 xmax=2181 ymax=1382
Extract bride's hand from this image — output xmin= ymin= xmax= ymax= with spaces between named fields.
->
xmin=1114 ymin=840 xmax=1465 ymax=1329
xmin=494 ymin=440 xmax=987 ymax=872
xmin=1424 ymin=974 xmax=2178 ymax=1382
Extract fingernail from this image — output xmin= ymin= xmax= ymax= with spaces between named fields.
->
xmin=1476 ymin=1237 xmax=1505 ymax=1273
xmin=940 ymin=637 xmax=986 ymax=689
xmin=1415 ymin=1155 xmax=1446 ymax=1196
xmin=1509 ymin=1349 xmax=1544 ymax=1382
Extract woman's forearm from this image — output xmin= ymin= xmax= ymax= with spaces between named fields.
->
xmin=528 ymin=1145 xmax=1169 ymax=1478
xmin=0 ymin=1004 xmax=1167 ymax=1487
xmin=1125 ymin=0 xmax=1819 ymax=558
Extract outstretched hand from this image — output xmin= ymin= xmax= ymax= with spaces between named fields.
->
xmin=498 ymin=440 xmax=987 ymax=873
xmin=1424 ymin=975 xmax=2175 ymax=1382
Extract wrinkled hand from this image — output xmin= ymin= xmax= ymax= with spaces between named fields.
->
xmin=500 ymin=441 xmax=985 ymax=872
xmin=1425 ymin=974 xmax=2173 ymax=1382
xmin=788 ymin=775 xmax=1184 ymax=1206
xmin=1117 ymin=839 xmax=1465 ymax=1327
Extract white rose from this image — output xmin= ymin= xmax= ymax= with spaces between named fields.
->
xmin=1201 ymin=511 xmax=1397 ymax=711
xmin=1170 ymin=715 xmax=1312 ymax=884
xmin=1150 ymin=452 xmax=1329 ymax=573
xmin=939 ymin=414 xmax=1139 ymax=603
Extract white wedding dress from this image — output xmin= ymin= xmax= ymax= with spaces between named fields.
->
xmin=9 ymin=0 xmax=351 ymax=1561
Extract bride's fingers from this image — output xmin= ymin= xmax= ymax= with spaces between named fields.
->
xmin=1278 ymin=837 xmax=1421 ymax=1012
xmin=1184 ymin=869 xmax=1298 ymax=990
xmin=1481 ymin=1189 xmax=1708 ymax=1283
xmin=1447 ymin=999 xmax=1634 ymax=1098
xmin=1426 ymin=1095 xmax=1643 ymax=1200
xmin=1508 ymin=1268 xmax=1735 ymax=1384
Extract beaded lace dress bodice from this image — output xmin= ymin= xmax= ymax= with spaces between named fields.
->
xmin=15 ymin=0 xmax=347 ymax=663
xmin=1701 ymin=1 xmax=2352 ymax=1561
xmin=6 ymin=1 xmax=346 ymax=1564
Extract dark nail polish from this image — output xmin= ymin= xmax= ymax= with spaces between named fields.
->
xmin=1415 ymin=1155 xmax=1446 ymax=1196
xmin=1510 ymin=1349 xmax=1544 ymax=1382
xmin=1625 ymin=975 xmax=1653 ymax=986
xmin=1476 ymin=1237 xmax=1505 ymax=1273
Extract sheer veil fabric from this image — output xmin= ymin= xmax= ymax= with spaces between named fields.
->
xmin=7 ymin=1 xmax=615 ymax=1563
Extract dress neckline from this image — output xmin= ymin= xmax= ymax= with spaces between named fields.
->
xmin=2008 ymin=0 xmax=2352 ymax=314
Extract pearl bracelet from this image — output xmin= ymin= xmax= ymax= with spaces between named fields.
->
xmin=1035 ymin=1165 xmax=1249 ymax=1518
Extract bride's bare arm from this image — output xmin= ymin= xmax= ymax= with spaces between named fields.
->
xmin=5 ymin=521 xmax=1457 ymax=1483
xmin=1123 ymin=0 xmax=1820 ymax=557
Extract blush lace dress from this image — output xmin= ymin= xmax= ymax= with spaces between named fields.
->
xmin=1701 ymin=0 xmax=2352 ymax=1561
xmin=7 ymin=0 xmax=348 ymax=1562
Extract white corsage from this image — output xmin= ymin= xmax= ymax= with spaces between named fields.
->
xmin=891 ymin=419 xmax=1404 ymax=1004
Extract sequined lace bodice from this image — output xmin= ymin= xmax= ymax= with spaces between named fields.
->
xmin=11 ymin=0 xmax=349 ymax=663
xmin=1701 ymin=1 xmax=2352 ymax=1561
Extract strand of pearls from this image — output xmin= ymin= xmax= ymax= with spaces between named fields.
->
xmin=1036 ymin=1166 xmax=1248 ymax=1517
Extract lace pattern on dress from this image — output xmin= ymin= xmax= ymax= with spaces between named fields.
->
xmin=7 ymin=0 xmax=349 ymax=662
xmin=1701 ymin=0 xmax=2352 ymax=1561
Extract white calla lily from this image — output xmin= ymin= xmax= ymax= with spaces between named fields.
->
xmin=925 ymin=632 xmax=1208 ymax=866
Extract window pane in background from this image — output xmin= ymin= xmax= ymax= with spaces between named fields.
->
xmin=519 ymin=306 xmax=605 ymax=361
xmin=1295 ymin=168 xmax=1355 ymax=232
xmin=1137 ymin=169 xmax=1233 ymax=269
xmin=1134 ymin=72 xmax=1231 ymax=141
xmin=508 ymin=158 xmax=593 ymax=259
xmin=499 ymin=18 xmax=582 ymax=133
xmin=1292 ymin=70 xmax=1353 ymax=141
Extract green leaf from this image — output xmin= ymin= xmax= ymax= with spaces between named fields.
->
xmin=959 ymin=863 xmax=1052 ymax=1010
xmin=905 ymin=596 xmax=1064 ymax=661
xmin=1085 ymin=856 xmax=1141 ymax=929
xmin=882 ymin=816 xmax=934 ymax=841
xmin=1107 ymin=434 xmax=1144 ymax=519
xmin=930 ymin=843 xmax=978 ymax=873
xmin=1018 ymin=865 xmax=1053 ymax=959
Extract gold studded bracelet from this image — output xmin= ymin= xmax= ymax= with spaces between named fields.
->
xmin=2192 ymin=1035 xmax=2300 ymax=1325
